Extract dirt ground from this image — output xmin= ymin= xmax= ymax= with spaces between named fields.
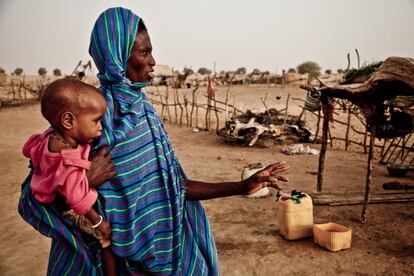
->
xmin=0 ymin=85 xmax=413 ymax=275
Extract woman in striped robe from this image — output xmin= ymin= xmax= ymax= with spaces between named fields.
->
xmin=19 ymin=7 xmax=288 ymax=275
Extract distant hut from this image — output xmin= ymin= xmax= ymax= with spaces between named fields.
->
xmin=152 ymin=64 xmax=174 ymax=86
xmin=284 ymin=72 xmax=309 ymax=85
xmin=0 ymin=72 xmax=8 ymax=86
xmin=185 ymin=73 xmax=207 ymax=87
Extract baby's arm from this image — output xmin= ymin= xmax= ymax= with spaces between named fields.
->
xmin=57 ymin=167 xmax=111 ymax=239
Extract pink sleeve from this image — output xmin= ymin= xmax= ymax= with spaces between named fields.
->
xmin=57 ymin=168 xmax=98 ymax=216
xmin=22 ymin=134 xmax=41 ymax=158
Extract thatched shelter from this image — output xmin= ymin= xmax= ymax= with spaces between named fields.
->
xmin=152 ymin=64 xmax=174 ymax=86
xmin=314 ymin=56 xmax=414 ymax=222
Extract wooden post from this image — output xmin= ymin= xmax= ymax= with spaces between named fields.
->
xmin=346 ymin=53 xmax=351 ymax=73
xmin=184 ymin=96 xmax=189 ymax=126
xmin=173 ymin=90 xmax=178 ymax=123
xmin=363 ymin=128 xmax=368 ymax=154
xmin=283 ymin=93 xmax=290 ymax=125
xmin=314 ymin=109 xmax=321 ymax=144
xmin=165 ymin=86 xmax=172 ymax=122
xmin=172 ymin=70 xmax=179 ymax=123
xmin=156 ymin=88 xmax=165 ymax=121
xmin=232 ymin=97 xmax=237 ymax=117
xmin=195 ymin=104 xmax=199 ymax=129
xmin=205 ymin=96 xmax=211 ymax=131
xmin=177 ymin=92 xmax=184 ymax=126
xmin=361 ymin=125 xmax=376 ymax=223
xmin=224 ymin=89 xmax=230 ymax=121
xmin=345 ymin=106 xmax=351 ymax=151
xmin=355 ymin=48 xmax=360 ymax=69
xmin=260 ymin=93 xmax=270 ymax=125
xmin=23 ymin=75 xmax=27 ymax=100
xmin=317 ymin=94 xmax=330 ymax=192
xmin=190 ymin=87 xmax=198 ymax=127
xmin=214 ymin=96 xmax=220 ymax=133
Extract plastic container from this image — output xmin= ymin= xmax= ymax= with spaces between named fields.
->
xmin=313 ymin=222 xmax=352 ymax=251
xmin=277 ymin=193 xmax=313 ymax=240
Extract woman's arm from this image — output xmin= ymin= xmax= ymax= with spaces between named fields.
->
xmin=184 ymin=161 xmax=289 ymax=200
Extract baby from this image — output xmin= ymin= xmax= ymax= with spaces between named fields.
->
xmin=22 ymin=78 xmax=116 ymax=275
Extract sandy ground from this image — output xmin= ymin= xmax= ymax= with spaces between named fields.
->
xmin=0 ymin=85 xmax=413 ymax=275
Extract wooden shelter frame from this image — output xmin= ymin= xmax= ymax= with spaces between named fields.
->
xmin=306 ymin=57 xmax=414 ymax=223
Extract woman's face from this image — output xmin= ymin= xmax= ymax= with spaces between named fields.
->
xmin=126 ymin=30 xmax=156 ymax=83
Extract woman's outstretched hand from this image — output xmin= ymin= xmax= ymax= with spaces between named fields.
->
xmin=241 ymin=161 xmax=289 ymax=195
xmin=87 ymin=147 xmax=116 ymax=188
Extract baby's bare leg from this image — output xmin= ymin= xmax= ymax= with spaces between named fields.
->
xmin=102 ymin=247 xmax=117 ymax=276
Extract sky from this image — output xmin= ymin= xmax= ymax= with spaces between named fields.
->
xmin=0 ymin=0 xmax=413 ymax=75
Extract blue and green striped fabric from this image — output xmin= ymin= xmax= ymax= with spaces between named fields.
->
xmin=18 ymin=7 xmax=219 ymax=275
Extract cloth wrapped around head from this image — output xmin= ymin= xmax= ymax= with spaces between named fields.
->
xmin=89 ymin=7 xmax=149 ymax=145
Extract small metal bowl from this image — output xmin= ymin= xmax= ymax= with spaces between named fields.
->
xmin=386 ymin=164 xmax=409 ymax=177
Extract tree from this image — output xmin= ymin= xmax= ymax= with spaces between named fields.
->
xmin=53 ymin=68 xmax=62 ymax=77
xmin=183 ymin=67 xmax=194 ymax=76
xmin=296 ymin=61 xmax=321 ymax=78
xmin=14 ymin=68 xmax=23 ymax=76
xmin=325 ymin=69 xmax=332 ymax=75
xmin=287 ymin=68 xmax=296 ymax=73
xmin=0 ymin=67 xmax=5 ymax=74
xmin=236 ymin=67 xmax=247 ymax=75
xmin=337 ymin=68 xmax=344 ymax=74
xmin=251 ymin=68 xmax=261 ymax=75
xmin=197 ymin=67 xmax=212 ymax=75
xmin=38 ymin=67 xmax=47 ymax=76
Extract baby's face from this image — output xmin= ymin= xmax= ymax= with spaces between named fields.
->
xmin=73 ymin=96 xmax=107 ymax=144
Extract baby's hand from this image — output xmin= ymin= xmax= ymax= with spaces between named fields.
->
xmin=96 ymin=220 xmax=111 ymax=240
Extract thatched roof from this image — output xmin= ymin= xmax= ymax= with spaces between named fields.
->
xmin=320 ymin=57 xmax=414 ymax=103
xmin=153 ymin=64 xmax=174 ymax=77
xmin=315 ymin=57 xmax=414 ymax=138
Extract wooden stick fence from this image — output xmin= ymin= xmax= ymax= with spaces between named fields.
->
xmin=146 ymin=86 xmax=245 ymax=132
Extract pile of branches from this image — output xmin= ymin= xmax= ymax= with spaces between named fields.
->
xmin=217 ymin=108 xmax=314 ymax=147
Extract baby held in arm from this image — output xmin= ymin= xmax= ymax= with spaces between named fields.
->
xmin=22 ymin=78 xmax=117 ymax=276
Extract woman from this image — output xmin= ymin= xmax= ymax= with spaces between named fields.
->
xmin=19 ymin=7 xmax=288 ymax=275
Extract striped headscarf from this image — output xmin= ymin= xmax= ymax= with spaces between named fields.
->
xmin=19 ymin=7 xmax=219 ymax=276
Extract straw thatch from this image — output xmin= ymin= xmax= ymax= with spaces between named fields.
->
xmin=320 ymin=57 xmax=414 ymax=103
xmin=153 ymin=64 xmax=174 ymax=77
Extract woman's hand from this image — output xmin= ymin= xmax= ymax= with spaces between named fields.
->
xmin=96 ymin=220 xmax=112 ymax=240
xmin=241 ymin=161 xmax=289 ymax=195
xmin=87 ymin=147 xmax=116 ymax=188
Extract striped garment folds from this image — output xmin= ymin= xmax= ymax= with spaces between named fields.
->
xmin=19 ymin=7 xmax=219 ymax=275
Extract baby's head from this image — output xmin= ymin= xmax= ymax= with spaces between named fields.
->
xmin=41 ymin=78 xmax=107 ymax=144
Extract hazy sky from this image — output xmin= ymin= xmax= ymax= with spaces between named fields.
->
xmin=1 ymin=0 xmax=413 ymax=75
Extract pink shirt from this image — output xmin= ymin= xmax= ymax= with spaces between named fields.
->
xmin=22 ymin=128 xmax=98 ymax=216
